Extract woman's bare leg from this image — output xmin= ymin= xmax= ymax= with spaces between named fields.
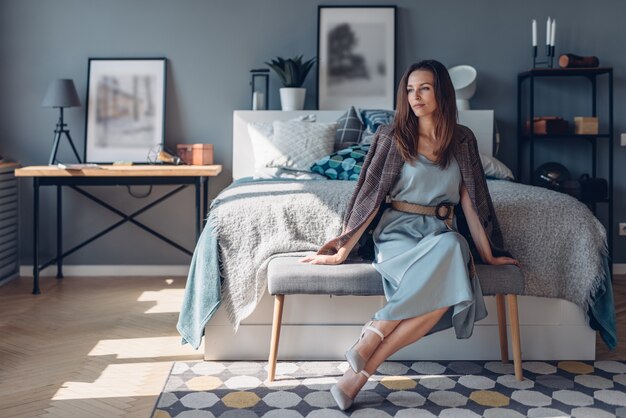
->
xmin=349 ymin=319 xmax=401 ymax=365
xmin=336 ymin=306 xmax=449 ymax=398
xmin=366 ymin=306 xmax=449 ymax=373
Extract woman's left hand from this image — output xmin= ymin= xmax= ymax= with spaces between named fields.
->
xmin=486 ymin=255 xmax=520 ymax=267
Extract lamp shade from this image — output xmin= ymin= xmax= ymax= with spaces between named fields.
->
xmin=448 ymin=65 xmax=477 ymax=111
xmin=41 ymin=79 xmax=81 ymax=108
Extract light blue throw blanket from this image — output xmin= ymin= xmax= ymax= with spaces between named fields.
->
xmin=176 ymin=219 xmax=221 ymax=349
xmin=177 ymin=178 xmax=616 ymax=350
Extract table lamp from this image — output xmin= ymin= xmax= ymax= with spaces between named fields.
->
xmin=448 ymin=65 xmax=477 ymax=111
xmin=41 ymin=79 xmax=82 ymax=165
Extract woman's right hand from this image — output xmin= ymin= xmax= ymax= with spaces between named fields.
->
xmin=300 ymin=251 xmax=347 ymax=265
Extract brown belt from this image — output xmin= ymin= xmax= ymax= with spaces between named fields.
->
xmin=388 ymin=198 xmax=476 ymax=278
xmin=389 ymin=199 xmax=455 ymax=230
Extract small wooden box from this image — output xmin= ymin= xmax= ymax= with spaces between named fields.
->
xmin=176 ymin=144 xmax=214 ymax=165
xmin=524 ymin=116 xmax=569 ymax=135
xmin=574 ymin=117 xmax=599 ymax=135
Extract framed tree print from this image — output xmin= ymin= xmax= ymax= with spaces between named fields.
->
xmin=317 ymin=6 xmax=396 ymax=110
xmin=84 ymin=58 xmax=166 ymax=163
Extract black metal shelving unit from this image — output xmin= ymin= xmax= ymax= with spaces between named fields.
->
xmin=517 ymin=67 xmax=614 ymax=256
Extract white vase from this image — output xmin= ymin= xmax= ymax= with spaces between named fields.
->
xmin=279 ymin=88 xmax=306 ymax=111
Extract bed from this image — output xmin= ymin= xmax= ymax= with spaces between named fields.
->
xmin=177 ymin=110 xmax=615 ymax=361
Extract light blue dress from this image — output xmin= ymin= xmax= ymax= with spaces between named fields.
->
xmin=372 ymin=153 xmax=487 ymax=338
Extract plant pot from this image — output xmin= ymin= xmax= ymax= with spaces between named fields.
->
xmin=279 ymin=88 xmax=306 ymax=111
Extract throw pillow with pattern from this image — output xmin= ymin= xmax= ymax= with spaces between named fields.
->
xmin=334 ymin=106 xmax=365 ymax=151
xmin=359 ymin=109 xmax=396 ymax=144
xmin=310 ymin=144 xmax=371 ymax=180
xmin=248 ymin=115 xmax=318 ymax=170
xmin=269 ymin=121 xmax=337 ymax=171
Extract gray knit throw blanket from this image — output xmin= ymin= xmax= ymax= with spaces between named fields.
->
xmin=209 ymin=179 xmax=607 ymax=329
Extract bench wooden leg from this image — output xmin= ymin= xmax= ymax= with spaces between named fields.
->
xmin=507 ymin=294 xmax=523 ymax=381
xmin=495 ymin=294 xmax=509 ymax=363
xmin=268 ymin=294 xmax=285 ymax=382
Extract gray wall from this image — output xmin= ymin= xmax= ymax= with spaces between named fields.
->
xmin=1 ymin=0 xmax=624 ymax=265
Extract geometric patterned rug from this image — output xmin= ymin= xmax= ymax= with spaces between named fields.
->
xmin=152 ymin=360 xmax=626 ymax=417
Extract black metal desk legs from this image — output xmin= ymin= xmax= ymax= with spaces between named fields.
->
xmin=195 ymin=177 xmax=201 ymax=241
xmin=203 ymin=177 xmax=208 ymax=228
xmin=31 ymin=176 xmax=210 ymax=294
xmin=194 ymin=176 xmax=210 ymax=240
xmin=33 ymin=182 xmax=64 ymax=294
xmin=57 ymin=185 xmax=63 ymax=279
xmin=32 ymin=179 xmax=40 ymax=294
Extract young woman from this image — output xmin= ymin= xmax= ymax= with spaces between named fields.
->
xmin=301 ymin=59 xmax=519 ymax=410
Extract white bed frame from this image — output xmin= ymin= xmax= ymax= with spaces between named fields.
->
xmin=202 ymin=110 xmax=595 ymax=361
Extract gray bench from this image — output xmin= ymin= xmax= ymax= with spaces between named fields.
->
xmin=267 ymin=257 xmax=525 ymax=381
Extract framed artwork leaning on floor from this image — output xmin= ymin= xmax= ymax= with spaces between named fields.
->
xmin=84 ymin=58 xmax=166 ymax=163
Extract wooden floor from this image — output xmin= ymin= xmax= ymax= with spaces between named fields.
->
xmin=0 ymin=274 xmax=624 ymax=417
xmin=0 ymin=276 xmax=202 ymax=418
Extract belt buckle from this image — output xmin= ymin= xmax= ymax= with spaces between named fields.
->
xmin=435 ymin=202 xmax=452 ymax=220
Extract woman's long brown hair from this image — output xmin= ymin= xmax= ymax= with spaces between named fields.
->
xmin=392 ymin=60 xmax=458 ymax=167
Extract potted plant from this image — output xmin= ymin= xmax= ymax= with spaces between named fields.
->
xmin=265 ymin=55 xmax=316 ymax=110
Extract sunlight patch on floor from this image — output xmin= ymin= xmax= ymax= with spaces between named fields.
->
xmin=88 ymin=336 xmax=200 ymax=358
xmin=138 ymin=288 xmax=186 ymax=313
xmin=52 ymin=362 xmax=172 ymax=400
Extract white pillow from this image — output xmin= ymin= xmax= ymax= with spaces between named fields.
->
xmin=247 ymin=114 xmax=317 ymax=170
xmin=270 ymin=121 xmax=337 ymax=171
xmin=480 ymin=153 xmax=514 ymax=180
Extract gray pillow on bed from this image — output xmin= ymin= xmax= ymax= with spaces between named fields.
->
xmin=334 ymin=106 xmax=365 ymax=151
xmin=480 ymin=153 xmax=514 ymax=180
xmin=248 ymin=114 xmax=317 ymax=170
xmin=270 ymin=120 xmax=337 ymax=171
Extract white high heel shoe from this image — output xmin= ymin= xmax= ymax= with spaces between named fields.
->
xmin=330 ymin=370 xmax=371 ymax=411
xmin=345 ymin=321 xmax=384 ymax=373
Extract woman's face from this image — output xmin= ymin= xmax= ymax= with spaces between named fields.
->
xmin=407 ymin=69 xmax=437 ymax=118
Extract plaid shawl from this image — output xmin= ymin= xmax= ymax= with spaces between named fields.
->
xmin=317 ymin=124 xmax=509 ymax=260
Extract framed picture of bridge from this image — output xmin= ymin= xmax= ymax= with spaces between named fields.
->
xmin=84 ymin=58 xmax=166 ymax=163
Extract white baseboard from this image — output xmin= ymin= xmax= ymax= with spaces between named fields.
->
xmin=19 ymin=265 xmax=189 ymax=277
xmin=613 ymin=264 xmax=626 ymax=275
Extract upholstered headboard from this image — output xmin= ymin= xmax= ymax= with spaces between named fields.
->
xmin=232 ymin=110 xmax=494 ymax=180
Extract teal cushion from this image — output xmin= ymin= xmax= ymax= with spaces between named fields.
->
xmin=360 ymin=109 xmax=395 ymax=144
xmin=310 ymin=144 xmax=371 ymax=180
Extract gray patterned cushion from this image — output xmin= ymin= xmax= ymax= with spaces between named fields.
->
xmin=334 ymin=106 xmax=365 ymax=151
xmin=269 ymin=121 xmax=337 ymax=171
xmin=248 ymin=114 xmax=317 ymax=170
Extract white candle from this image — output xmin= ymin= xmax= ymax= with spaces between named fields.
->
xmin=532 ymin=19 xmax=537 ymax=46
xmin=546 ymin=17 xmax=551 ymax=45
xmin=550 ymin=19 xmax=556 ymax=46
xmin=258 ymin=91 xmax=265 ymax=110
xmin=252 ymin=91 xmax=264 ymax=110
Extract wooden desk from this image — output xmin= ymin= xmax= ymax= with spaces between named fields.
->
xmin=16 ymin=164 xmax=222 ymax=294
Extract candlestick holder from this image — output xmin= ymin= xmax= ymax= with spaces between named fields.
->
xmin=532 ymin=44 xmax=555 ymax=68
